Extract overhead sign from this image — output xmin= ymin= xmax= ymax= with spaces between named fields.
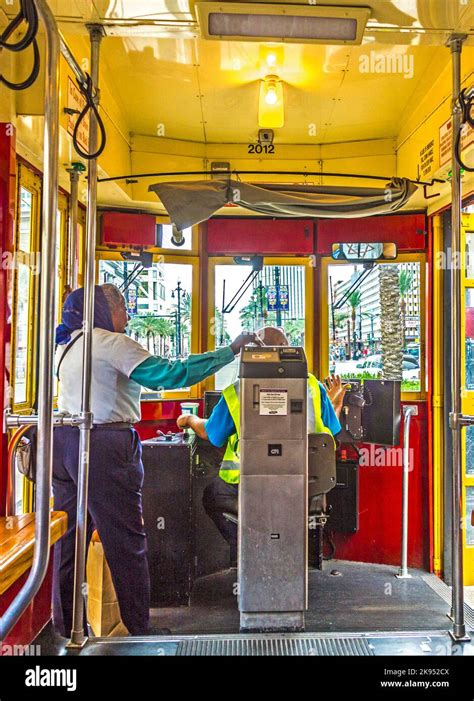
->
xmin=266 ymin=284 xmax=289 ymax=312
xmin=439 ymin=118 xmax=474 ymax=169
xmin=67 ymin=77 xmax=89 ymax=153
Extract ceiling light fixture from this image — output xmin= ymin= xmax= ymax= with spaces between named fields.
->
xmin=259 ymin=75 xmax=284 ymax=128
xmin=196 ymin=3 xmax=370 ymax=45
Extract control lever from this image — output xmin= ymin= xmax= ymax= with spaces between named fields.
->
xmin=156 ymin=430 xmax=176 ymax=442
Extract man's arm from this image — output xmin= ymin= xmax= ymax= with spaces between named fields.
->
xmin=176 ymin=394 xmax=236 ymax=447
xmin=131 ymin=333 xmax=262 ymax=390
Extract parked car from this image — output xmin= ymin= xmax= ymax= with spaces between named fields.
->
xmin=356 ymin=354 xmax=419 ymax=380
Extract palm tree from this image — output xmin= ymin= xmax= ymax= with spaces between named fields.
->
xmin=333 ymin=310 xmax=349 ymax=342
xmin=239 ymin=289 xmax=269 ymax=331
xmin=154 ymin=317 xmax=175 ymax=355
xmin=379 ymin=266 xmax=403 ymax=379
xmin=128 ymin=314 xmax=163 ymax=353
xmin=347 ymin=291 xmax=362 ymax=358
xmin=284 ymin=319 xmax=305 ymax=345
xmin=399 ymin=269 xmax=414 ymax=350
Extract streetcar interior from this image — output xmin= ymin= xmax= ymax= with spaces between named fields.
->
xmin=1 ymin=0 xmax=474 ymax=658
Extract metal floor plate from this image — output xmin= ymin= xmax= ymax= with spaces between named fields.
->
xmin=422 ymin=574 xmax=474 ymax=630
xmin=176 ymin=636 xmax=374 ymax=656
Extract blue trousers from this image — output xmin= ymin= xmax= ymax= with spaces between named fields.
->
xmin=203 ymin=476 xmax=239 ymax=565
xmin=52 ymin=426 xmax=150 ymax=637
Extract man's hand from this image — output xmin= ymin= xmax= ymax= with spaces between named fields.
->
xmin=324 ymin=374 xmax=348 ymax=416
xmin=230 ymin=332 xmax=264 ymax=355
xmin=177 ymin=413 xmax=209 ymax=440
xmin=177 ymin=414 xmax=192 ymax=429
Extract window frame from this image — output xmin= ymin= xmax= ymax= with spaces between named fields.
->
xmin=320 ymin=252 xmax=427 ymax=402
xmin=205 ymin=255 xmax=315 ymax=392
xmin=11 ymin=164 xmax=41 ymax=413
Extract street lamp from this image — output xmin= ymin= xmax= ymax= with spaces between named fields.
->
xmin=171 ymin=280 xmax=186 ymax=357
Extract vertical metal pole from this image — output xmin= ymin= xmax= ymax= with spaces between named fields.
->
xmin=0 ymin=0 xmax=60 ymax=641
xmin=67 ymin=169 xmax=80 ymax=290
xmin=447 ymin=34 xmax=469 ymax=642
xmin=397 ymin=405 xmax=417 ymax=579
xmin=68 ymin=24 xmax=104 ymax=648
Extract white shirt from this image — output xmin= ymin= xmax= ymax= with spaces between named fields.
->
xmin=56 ymin=328 xmax=151 ymax=424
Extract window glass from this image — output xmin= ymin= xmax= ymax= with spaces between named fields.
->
xmin=214 ymin=264 xmax=306 ymax=390
xmin=13 ymin=263 xmax=30 ymax=404
xmin=19 ymin=189 xmax=33 ymax=251
xmin=466 ymin=427 xmax=474 ymax=477
xmin=99 ymin=260 xmax=193 ymax=391
xmin=465 ymin=231 xmax=474 ymax=279
xmin=465 ymin=288 xmax=474 ymax=391
xmin=328 ymin=262 xmax=421 ymax=392
xmin=466 ymin=487 xmax=474 ymax=546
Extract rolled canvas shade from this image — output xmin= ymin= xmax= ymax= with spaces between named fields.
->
xmin=148 ymin=178 xmax=417 ymax=231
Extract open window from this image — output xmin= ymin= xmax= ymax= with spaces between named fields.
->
xmin=321 ymin=253 xmax=425 ymax=398
xmin=208 ymin=257 xmax=313 ymax=390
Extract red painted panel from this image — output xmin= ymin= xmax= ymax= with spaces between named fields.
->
xmin=466 ymin=308 xmax=474 ymax=338
xmin=0 ymin=125 xmax=15 ymax=516
xmin=136 ymin=399 xmax=204 ymax=439
xmin=332 ymin=402 xmax=429 ymax=569
xmin=207 ymin=218 xmax=314 ymax=255
xmin=101 ymin=212 xmax=157 ymax=247
xmin=0 ymin=559 xmax=54 ymax=649
xmin=317 ymin=214 xmax=427 ymax=255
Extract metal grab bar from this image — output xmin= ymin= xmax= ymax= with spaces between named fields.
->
xmin=0 ymin=0 xmax=60 ymax=642
xmin=447 ymin=34 xmax=470 ymax=643
xmin=67 ymin=24 xmax=105 ymax=649
xmin=396 ymin=405 xmax=417 ymax=579
xmin=67 ymin=168 xmax=80 ymax=290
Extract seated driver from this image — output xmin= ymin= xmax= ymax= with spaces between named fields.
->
xmin=177 ymin=326 xmax=346 ymax=566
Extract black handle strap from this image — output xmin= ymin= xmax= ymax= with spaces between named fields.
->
xmin=56 ymin=332 xmax=84 ymax=379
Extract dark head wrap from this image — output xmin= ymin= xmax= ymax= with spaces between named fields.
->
xmin=55 ymin=286 xmax=115 ymax=345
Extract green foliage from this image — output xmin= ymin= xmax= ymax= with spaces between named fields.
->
xmin=337 ymin=370 xmax=420 ymax=392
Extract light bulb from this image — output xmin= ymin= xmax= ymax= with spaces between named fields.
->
xmin=266 ymin=52 xmax=277 ymax=67
xmin=265 ymin=84 xmax=278 ymax=105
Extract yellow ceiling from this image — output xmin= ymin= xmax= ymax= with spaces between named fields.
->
xmin=3 ymin=0 xmax=472 ymax=147
xmin=96 ymin=37 xmax=451 ymax=144
xmin=46 ymin=0 xmax=473 ymax=146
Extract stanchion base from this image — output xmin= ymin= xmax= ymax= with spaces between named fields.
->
xmin=65 ymin=635 xmax=88 ymax=649
xmin=396 ymin=572 xmax=413 ymax=579
xmin=449 ymin=630 xmax=471 ymax=643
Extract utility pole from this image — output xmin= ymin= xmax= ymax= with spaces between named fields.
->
xmin=274 ymin=266 xmax=282 ymax=326
xmin=172 ymin=280 xmax=186 ymax=356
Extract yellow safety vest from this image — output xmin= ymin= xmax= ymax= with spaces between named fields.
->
xmin=219 ymin=373 xmax=334 ymax=485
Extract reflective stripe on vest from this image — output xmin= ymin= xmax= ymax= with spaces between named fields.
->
xmin=219 ymin=373 xmax=333 ymax=485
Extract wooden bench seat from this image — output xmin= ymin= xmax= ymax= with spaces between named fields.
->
xmin=0 ymin=512 xmax=67 ymax=595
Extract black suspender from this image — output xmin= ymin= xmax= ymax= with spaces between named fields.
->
xmin=56 ymin=332 xmax=84 ymax=379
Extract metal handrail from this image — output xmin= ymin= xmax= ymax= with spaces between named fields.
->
xmin=396 ymin=405 xmax=417 ymax=579
xmin=447 ymin=34 xmax=470 ymax=643
xmin=68 ymin=24 xmax=105 ymax=649
xmin=0 ymin=0 xmax=60 ymax=642
xmin=67 ymin=169 xmax=80 ymax=290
